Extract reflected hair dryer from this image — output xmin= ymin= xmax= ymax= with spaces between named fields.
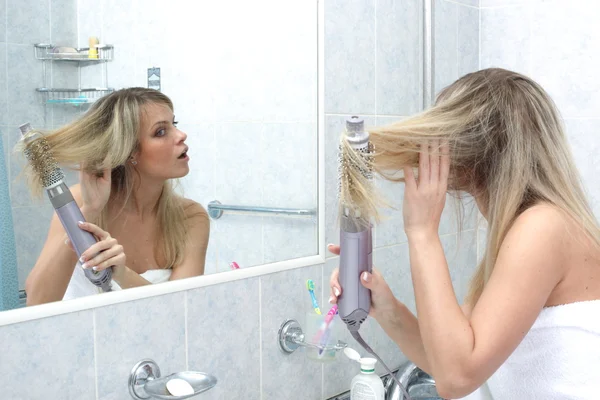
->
xmin=19 ymin=123 xmax=112 ymax=292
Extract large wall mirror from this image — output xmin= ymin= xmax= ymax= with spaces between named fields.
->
xmin=0 ymin=0 xmax=322 ymax=315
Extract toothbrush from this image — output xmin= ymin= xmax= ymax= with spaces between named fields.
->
xmin=318 ymin=328 xmax=333 ymax=357
xmin=306 ymin=279 xmax=321 ymax=315
xmin=312 ymin=304 xmax=338 ymax=354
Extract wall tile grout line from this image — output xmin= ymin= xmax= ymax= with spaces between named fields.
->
xmin=184 ymin=290 xmax=189 ymax=370
xmin=93 ymin=310 xmax=100 ymax=400
xmin=259 ymin=278 xmax=263 ymax=400
xmin=444 ymin=0 xmax=480 ymax=10
xmin=478 ymin=1 xmax=481 ymax=71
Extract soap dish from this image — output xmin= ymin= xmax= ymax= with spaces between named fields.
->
xmin=129 ymin=359 xmax=217 ymax=400
xmin=145 ymin=372 xmax=217 ymax=399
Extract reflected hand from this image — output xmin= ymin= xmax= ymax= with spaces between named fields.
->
xmin=80 ymin=165 xmax=111 ymax=219
xmin=327 ymin=244 xmax=401 ymax=322
xmin=77 ymin=221 xmax=125 ymax=271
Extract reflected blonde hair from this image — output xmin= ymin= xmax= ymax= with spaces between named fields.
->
xmin=21 ymin=87 xmax=190 ymax=269
xmin=347 ymin=68 xmax=600 ymax=304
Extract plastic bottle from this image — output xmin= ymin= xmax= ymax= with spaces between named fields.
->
xmin=88 ymin=37 xmax=99 ymax=59
xmin=350 ymin=357 xmax=385 ymax=400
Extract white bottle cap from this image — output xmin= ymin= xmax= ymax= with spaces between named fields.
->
xmin=344 ymin=347 xmax=377 ymax=374
xmin=360 ymin=357 xmax=377 ymax=374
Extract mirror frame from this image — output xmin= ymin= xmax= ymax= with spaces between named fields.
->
xmin=0 ymin=1 xmax=326 ymax=327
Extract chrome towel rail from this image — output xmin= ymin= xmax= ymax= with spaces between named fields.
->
xmin=207 ymin=200 xmax=316 ymax=219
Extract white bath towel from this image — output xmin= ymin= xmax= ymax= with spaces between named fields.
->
xmin=63 ymin=264 xmax=172 ymax=300
xmin=458 ymin=300 xmax=600 ymax=399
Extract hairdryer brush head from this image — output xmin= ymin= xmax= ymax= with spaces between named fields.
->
xmin=19 ymin=123 xmax=65 ymax=188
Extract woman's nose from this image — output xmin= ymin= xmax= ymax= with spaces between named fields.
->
xmin=177 ymin=128 xmax=187 ymax=142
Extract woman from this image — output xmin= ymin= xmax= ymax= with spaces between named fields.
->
xmin=329 ymin=68 xmax=600 ymax=399
xmin=25 ymin=88 xmax=209 ymax=305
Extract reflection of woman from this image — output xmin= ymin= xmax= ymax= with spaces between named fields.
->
xmin=25 ymin=88 xmax=209 ymax=306
xmin=329 ymin=69 xmax=600 ymax=398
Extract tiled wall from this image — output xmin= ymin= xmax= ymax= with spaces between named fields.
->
xmin=433 ymin=0 xmax=483 ymax=255
xmin=479 ymin=0 xmax=600 ymax=260
xmin=0 ymin=1 xmax=481 ymax=399
xmin=435 ymin=0 xmax=480 ymax=93
xmin=2 ymin=0 xmax=79 ymax=291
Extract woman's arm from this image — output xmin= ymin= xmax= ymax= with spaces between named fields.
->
xmin=25 ymin=185 xmax=93 ymax=305
xmin=169 ymin=201 xmax=210 ymax=280
xmin=379 ymin=302 xmax=476 ymax=375
xmin=398 ymin=141 xmax=566 ymax=398
xmin=410 ymin=205 xmax=565 ymax=399
xmin=111 ymin=266 xmax=152 ymax=289
xmin=374 ymin=297 xmax=431 ymax=371
xmin=328 ymin=244 xmax=474 ymax=373
xmin=347 ymin=267 xmax=474 ymax=374
xmin=26 ymin=166 xmax=115 ymax=304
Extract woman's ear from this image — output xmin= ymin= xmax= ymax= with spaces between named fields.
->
xmin=128 ymin=149 xmax=140 ymax=166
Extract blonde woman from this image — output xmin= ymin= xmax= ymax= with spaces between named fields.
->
xmin=25 ymin=88 xmax=209 ymax=306
xmin=329 ymin=68 xmax=600 ymax=399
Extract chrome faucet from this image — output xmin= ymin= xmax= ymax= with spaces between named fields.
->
xmin=383 ymin=360 xmax=443 ymax=400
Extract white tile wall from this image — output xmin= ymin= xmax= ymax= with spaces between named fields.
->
xmin=480 ymin=0 xmax=600 ymax=219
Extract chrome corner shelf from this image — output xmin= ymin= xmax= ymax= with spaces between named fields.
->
xmin=36 ymin=87 xmax=115 ymax=105
xmin=34 ymin=43 xmax=115 ymax=111
xmin=34 ymin=43 xmax=114 ymax=62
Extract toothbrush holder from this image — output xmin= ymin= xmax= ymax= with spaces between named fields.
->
xmin=278 ymin=316 xmax=347 ymax=363
xmin=305 ymin=311 xmax=340 ymax=362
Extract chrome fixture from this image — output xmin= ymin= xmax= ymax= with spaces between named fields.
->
xmin=385 ymin=360 xmax=442 ymax=400
xmin=129 ymin=359 xmax=217 ymax=400
xmin=278 ymin=319 xmax=347 ymax=354
xmin=207 ymin=200 xmax=316 ymax=220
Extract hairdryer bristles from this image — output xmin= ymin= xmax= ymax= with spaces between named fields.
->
xmin=22 ymin=133 xmax=65 ymax=188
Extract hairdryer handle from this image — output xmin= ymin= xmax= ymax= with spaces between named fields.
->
xmin=338 ymin=223 xmax=372 ymax=329
xmin=55 ymin=201 xmax=97 ymax=257
xmin=55 ymin=201 xmax=113 ymax=291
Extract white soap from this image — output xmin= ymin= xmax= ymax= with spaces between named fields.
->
xmin=166 ymin=378 xmax=194 ymax=397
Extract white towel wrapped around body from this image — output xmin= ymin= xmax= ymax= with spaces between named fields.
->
xmin=459 ymin=300 xmax=600 ymax=399
xmin=63 ymin=263 xmax=172 ymax=300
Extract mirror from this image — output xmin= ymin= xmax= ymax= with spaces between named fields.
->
xmin=0 ymin=1 xmax=319 ymax=311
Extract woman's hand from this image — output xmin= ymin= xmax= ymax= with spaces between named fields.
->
xmin=327 ymin=244 xmax=402 ymax=322
xmin=80 ymin=166 xmax=111 ymax=220
xmin=77 ymin=221 xmax=126 ymax=271
xmin=402 ymin=139 xmax=450 ymax=238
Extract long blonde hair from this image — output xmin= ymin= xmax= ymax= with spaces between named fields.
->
xmin=21 ymin=87 xmax=190 ymax=269
xmin=355 ymin=68 xmax=600 ymax=304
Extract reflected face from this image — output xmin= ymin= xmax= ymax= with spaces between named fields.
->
xmin=134 ymin=102 xmax=190 ymax=180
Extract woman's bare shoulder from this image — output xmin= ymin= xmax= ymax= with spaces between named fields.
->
xmin=179 ymin=197 xmax=209 ymax=221
xmin=512 ymin=203 xmax=571 ymax=239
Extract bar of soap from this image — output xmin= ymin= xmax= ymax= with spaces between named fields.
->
xmin=166 ymin=378 xmax=194 ymax=396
